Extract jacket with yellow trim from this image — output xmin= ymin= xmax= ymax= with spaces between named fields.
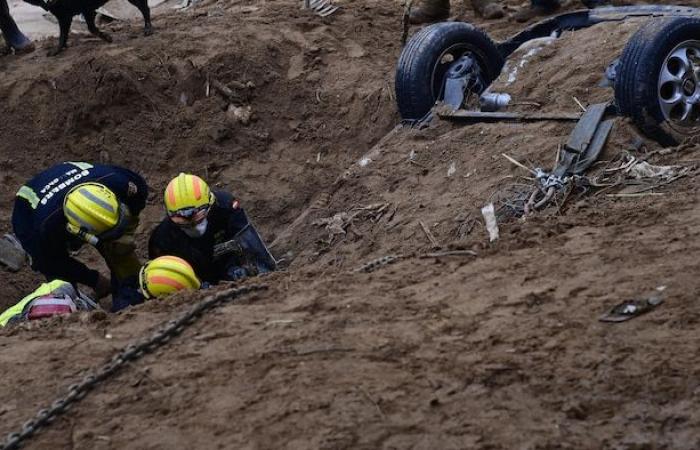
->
xmin=11 ymin=162 xmax=148 ymax=288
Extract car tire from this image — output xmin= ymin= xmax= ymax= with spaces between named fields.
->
xmin=615 ymin=17 xmax=700 ymax=146
xmin=395 ymin=22 xmax=504 ymax=121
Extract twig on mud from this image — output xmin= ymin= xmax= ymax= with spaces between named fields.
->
xmin=502 ymin=153 xmax=536 ymax=176
xmin=358 ymin=387 xmax=386 ymax=420
xmin=294 ymin=347 xmax=355 ymax=356
xmin=409 ymin=159 xmax=427 ymax=169
xmin=419 ymin=250 xmax=477 ymax=258
xmin=211 ymin=78 xmax=237 ymax=101
xmin=419 ymin=221 xmax=440 ymax=248
xmin=606 ymin=192 xmax=665 ymax=198
xmin=573 ymin=96 xmax=587 ymax=112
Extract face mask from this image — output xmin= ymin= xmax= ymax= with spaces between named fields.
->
xmin=182 ymin=219 xmax=208 ymax=238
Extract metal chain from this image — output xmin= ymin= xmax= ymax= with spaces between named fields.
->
xmin=354 ymin=254 xmax=406 ymax=273
xmin=1 ymin=284 xmax=268 ymax=450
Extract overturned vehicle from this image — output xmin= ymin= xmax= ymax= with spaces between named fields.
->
xmin=396 ymin=6 xmax=700 ymax=146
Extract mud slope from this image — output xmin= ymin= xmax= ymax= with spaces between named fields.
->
xmin=2 ymin=3 xmax=700 ymax=450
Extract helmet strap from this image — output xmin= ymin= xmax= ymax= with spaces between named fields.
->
xmin=66 ymin=223 xmax=100 ymax=246
xmin=138 ymin=264 xmax=152 ymax=299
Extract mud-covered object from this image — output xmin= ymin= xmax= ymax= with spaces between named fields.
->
xmin=149 ymin=190 xmax=275 ymax=284
xmin=0 ymin=280 xmax=98 ymax=327
xmin=226 ymin=223 xmax=277 ymax=276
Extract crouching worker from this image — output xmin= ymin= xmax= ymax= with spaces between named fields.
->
xmin=111 ymin=255 xmax=201 ymax=311
xmin=11 ymin=162 xmax=148 ymax=304
xmin=148 ymin=173 xmax=276 ymax=285
xmin=0 ymin=280 xmax=98 ymax=327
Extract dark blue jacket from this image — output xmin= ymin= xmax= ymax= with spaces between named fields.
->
xmin=12 ymin=162 xmax=148 ymax=288
xmin=148 ymin=190 xmax=252 ymax=283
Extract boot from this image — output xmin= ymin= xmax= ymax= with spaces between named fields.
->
xmin=469 ymin=0 xmax=504 ymax=19
xmin=409 ymin=0 xmax=450 ymax=25
xmin=0 ymin=0 xmax=34 ymax=54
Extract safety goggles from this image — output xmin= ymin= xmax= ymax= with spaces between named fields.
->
xmin=168 ymin=205 xmax=210 ymax=226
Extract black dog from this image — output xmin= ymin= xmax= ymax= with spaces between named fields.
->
xmin=27 ymin=0 xmax=152 ymax=56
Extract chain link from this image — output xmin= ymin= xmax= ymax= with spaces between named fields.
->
xmin=1 ymin=284 xmax=267 ymax=450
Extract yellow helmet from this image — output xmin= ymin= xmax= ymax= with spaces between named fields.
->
xmin=164 ymin=173 xmax=214 ymax=216
xmin=64 ymin=183 xmax=125 ymax=243
xmin=139 ymin=256 xmax=201 ymax=299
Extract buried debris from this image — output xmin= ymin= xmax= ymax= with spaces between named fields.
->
xmin=591 ymin=153 xmax=695 ymax=195
xmin=491 ymin=103 xmax=615 ymax=219
xmin=480 ymin=203 xmax=499 ymax=242
xmin=599 ymin=287 xmax=666 ymax=323
xmin=302 ymin=0 xmax=340 ymax=17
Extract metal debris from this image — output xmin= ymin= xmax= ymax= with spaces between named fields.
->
xmin=303 ymin=0 xmax=339 ymax=17
xmin=355 ymin=255 xmax=404 ymax=273
xmin=600 ymin=286 xmax=666 ymax=323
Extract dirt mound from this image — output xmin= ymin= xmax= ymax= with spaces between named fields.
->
xmin=2 ymin=1 xmax=700 ymax=449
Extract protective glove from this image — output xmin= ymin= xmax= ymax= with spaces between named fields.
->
xmin=225 ymin=266 xmax=248 ymax=281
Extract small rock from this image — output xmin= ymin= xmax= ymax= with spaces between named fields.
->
xmin=208 ymin=125 xmax=231 ymax=142
xmin=179 ymin=92 xmax=193 ymax=106
xmin=226 ymin=104 xmax=252 ymax=125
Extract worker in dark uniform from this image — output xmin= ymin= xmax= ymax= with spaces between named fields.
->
xmin=148 ymin=173 xmax=276 ymax=284
xmin=11 ymin=162 xmax=148 ymax=303
xmin=0 ymin=0 xmax=36 ymax=54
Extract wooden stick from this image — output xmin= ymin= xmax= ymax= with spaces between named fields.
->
xmin=502 ymin=153 xmax=536 ymax=176
xmin=573 ymin=96 xmax=587 ymax=112
xmin=419 ymin=221 xmax=440 ymax=248
xmin=606 ymin=192 xmax=665 ymax=198
xmin=420 ymin=250 xmax=477 ymax=258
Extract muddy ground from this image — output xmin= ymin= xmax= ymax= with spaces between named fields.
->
xmin=1 ymin=0 xmax=700 ymax=449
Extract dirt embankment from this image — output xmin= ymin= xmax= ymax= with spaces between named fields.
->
xmin=1 ymin=1 xmax=700 ymax=449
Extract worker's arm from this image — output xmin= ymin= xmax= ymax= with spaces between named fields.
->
xmin=33 ymin=235 xmax=100 ymax=288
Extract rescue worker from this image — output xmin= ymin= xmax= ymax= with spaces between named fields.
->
xmin=148 ymin=173 xmax=276 ymax=284
xmin=0 ymin=0 xmax=35 ymax=54
xmin=11 ymin=162 xmax=148 ymax=303
xmin=112 ymin=255 xmax=202 ymax=311
xmin=1 ymin=257 xmax=200 ymax=325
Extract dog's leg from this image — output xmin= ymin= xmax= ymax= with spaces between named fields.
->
xmin=47 ymin=14 xmax=71 ymax=56
xmin=84 ymin=10 xmax=112 ymax=43
xmin=126 ymin=0 xmax=152 ymax=36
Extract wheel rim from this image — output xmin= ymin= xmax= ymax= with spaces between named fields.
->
xmin=657 ymin=40 xmax=700 ymax=127
xmin=430 ymin=44 xmax=480 ymax=102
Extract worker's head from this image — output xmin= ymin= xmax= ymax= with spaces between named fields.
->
xmin=63 ymin=183 xmax=127 ymax=245
xmin=138 ymin=256 xmax=201 ymax=299
xmin=164 ymin=173 xmax=215 ymax=238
